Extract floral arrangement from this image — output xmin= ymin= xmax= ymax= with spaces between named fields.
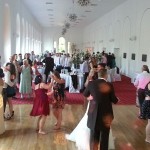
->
xmin=72 ymin=50 xmax=92 ymax=68
xmin=95 ymin=52 xmax=102 ymax=63
xmin=72 ymin=53 xmax=82 ymax=69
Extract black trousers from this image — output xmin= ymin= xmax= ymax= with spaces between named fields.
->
xmin=18 ymin=72 xmax=21 ymax=84
xmin=80 ymin=72 xmax=89 ymax=92
xmin=137 ymin=88 xmax=145 ymax=115
xmin=45 ymin=70 xmax=52 ymax=83
xmin=84 ymin=72 xmax=89 ymax=85
xmin=64 ymin=67 xmax=71 ymax=72
xmin=90 ymin=122 xmax=110 ymax=150
xmin=56 ymin=66 xmax=63 ymax=73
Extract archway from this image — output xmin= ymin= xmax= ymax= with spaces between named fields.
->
xmin=114 ymin=20 xmax=121 ymax=68
xmin=139 ymin=9 xmax=150 ymax=69
xmin=16 ymin=13 xmax=20 ymax=54
xmin=59 ymin=37 xmax=65 ymax=53
xmin=108 ymin=24 xmax=114 ymax=52
xmin=68 ymin=42 xmax=71 ymax=54
xmin=3 ymin=3 xmax=11 ymax=62
xmin=25 ymin=22 xmax=28 ymax=52
xmin=122 ymin=17 xmax=131 ymax=76
xmin=21 ymin=18 xmax=25 ymax=55
xmin=54 ymin=41 xmax=57 ymax=53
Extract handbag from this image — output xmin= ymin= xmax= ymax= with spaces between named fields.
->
xmin=6 ymin=85 xmax=16 ymax=97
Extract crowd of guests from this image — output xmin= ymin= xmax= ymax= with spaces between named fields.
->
xmin=0 ymin=50 xmax=149 ymax=149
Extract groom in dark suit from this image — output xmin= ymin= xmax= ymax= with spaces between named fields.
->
xmin=42 ymin=53 xmax=54 ymax=83
xmin=83 ymin=69 xmax=118 ymax=150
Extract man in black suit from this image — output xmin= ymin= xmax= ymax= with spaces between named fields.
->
xmin=83 ymin=69 xmax=118 ymax=150
xmin=42 ymin=53 xmax=54 ymax=83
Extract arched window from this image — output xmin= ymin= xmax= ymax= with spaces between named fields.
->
xmin=21 ymin=18 xmax=25 ymax=55
xmin=16 ymin=13 xmax=20 ymax=54
xmin=68 ymin=42 xmax=71 ymax=54
xmin=25 ymin=22 xmax=29 ymax=52
xmin=59 ymin=37 xmax=65 ymax=52
xmin=54 ymin=41 xmax=57 ymax=53
xmin=3 ymin=3 xmax=11 ymax=63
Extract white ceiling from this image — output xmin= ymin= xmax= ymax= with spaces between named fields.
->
xmin=22 ymin=0 xmax=127 ymax=28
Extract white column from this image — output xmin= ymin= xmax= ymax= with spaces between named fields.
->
xmin=0 ymin=93 xmax=5 ymax=134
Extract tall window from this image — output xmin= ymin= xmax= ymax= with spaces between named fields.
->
xmin=16 ymin=14 xmax=20 ymax=54
xmin=54 ymin=41 xmax=57 ymax=53
xmin=68 ymin=42 xmax=71 ymax=54
xmin=59 ymin=37 xmax=65 ymax=52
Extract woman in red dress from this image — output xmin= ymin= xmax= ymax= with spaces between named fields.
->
xmin=30 ymin=75 xmax=52 ymax=134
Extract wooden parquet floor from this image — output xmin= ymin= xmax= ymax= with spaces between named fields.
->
xmin=0 ymin=104 xmax=150 ymax=150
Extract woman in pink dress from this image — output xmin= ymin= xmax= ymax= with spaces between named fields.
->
xmin=30 ymin=75 xmax=52 ymax=134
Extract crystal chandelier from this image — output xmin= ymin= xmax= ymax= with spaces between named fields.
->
xmin=65 ymin=22 xmax=70 ymax=29
xmin=78 ymin=0 xmax=90 ymax=6
xmin=69 ymin=13 xmax=77 ymax=22
xmin=62 ymin=28 xmax=67 ymax=35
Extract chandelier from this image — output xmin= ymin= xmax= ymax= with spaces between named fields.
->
xmin=78 ymin=0 xmax=90 ymax=6
xmin=65 ymin=22 xmax=70 ymax=29
xmin=62 ymin=28 xmax=67 ymax=35
xmin=69 ymin=13 xmax=77 ymax=22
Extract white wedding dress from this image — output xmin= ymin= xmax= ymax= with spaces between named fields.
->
xmin=66 ymin=102 xmax=115 ymax=150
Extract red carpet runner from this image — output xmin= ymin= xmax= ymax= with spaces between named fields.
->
xmin=12 ymin=75 xmax=136 ymax=105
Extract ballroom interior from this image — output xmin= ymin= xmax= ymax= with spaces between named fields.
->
xmin=0 ymin=0 xmax=150 ymax=150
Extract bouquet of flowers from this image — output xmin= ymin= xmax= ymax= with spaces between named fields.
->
xmin=96 ymin=52 xmax=102 ymax=63
xmin=72 ymin=53 xmax=82 ymax=69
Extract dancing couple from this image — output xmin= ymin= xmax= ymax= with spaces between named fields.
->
xmin=66 ymin=69 xmax=118 ymax=150
xmin=30 ymin=71 xmax=65 ymax=134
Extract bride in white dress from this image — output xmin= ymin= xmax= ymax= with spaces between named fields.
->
xmin=65 ymin=102 xmax=115 ymax=150
xmin=66 ymin=69 xmax=115 ymax=150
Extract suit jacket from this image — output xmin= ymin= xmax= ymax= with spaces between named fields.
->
xmin=83 ymin=79 xmax=118 ymax=130
xmin=42 ymin=57 xmax=54 ymax=73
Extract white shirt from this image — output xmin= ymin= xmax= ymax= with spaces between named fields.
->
xmin=65 ymin=57 xmax=72 ymax=67
xmin=54 ymin=56 xmax=60 ymax=66
xmin=134 ymin=71 xmax=150 ymax=89
xmin=3 ymin=70 xmax=14 ymax=88
xmin=81 ymin=61 xmax=89 ymax=73
xmin=30 ymin=54 xmax=36 ymax=61
xmin=60 ymin=56 xmax=65 ymax=67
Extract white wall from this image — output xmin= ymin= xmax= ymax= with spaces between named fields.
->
xmin=42 ymin=27 xmax=83 ymax=53
xmin=0 ymin=0 xmax=42 ymax=64
xmin=83 ymin=0 xmax=150 ymax=79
